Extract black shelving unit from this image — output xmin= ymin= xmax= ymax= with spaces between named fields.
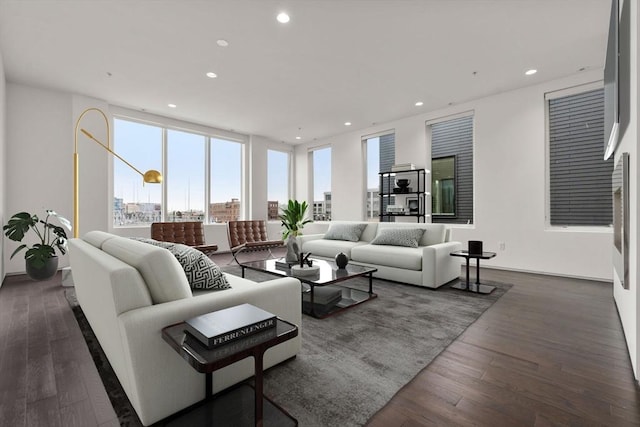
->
xmin=379 ymin=169 xmax=428 ymax=222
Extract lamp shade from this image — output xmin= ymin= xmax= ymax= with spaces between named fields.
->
xmin=143 ymin=169 xmax=163 ymax=184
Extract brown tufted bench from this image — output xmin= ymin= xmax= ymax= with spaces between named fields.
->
xmin=227 ymin=220 xmax=284 ymax=264
xmin=150 ymin=222 xmax=218 ymax=257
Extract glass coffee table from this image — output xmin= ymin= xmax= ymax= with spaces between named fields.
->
xmin=239 ymin=258 xmax=377 ymax=318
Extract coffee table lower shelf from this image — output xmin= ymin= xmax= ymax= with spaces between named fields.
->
xmin=303 ymin=285 xmax=377 ymax=319
xmin=157 ymin=383 xmax=296 ymax=427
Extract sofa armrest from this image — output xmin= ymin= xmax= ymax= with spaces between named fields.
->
xmin=115 ymin=277 xmax=301 ymax=425
xmin=421 ymin=241 xmax=463 ymax=287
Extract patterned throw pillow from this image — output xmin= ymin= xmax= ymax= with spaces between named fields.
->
xmin=323 ymin=223 xmax=368 ymax=242
xmin=370 ymin=228 xmax=426 ymax=248
xmin=131 ymin=238 xmax=231 ymax=290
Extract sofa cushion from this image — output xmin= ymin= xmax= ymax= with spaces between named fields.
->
xmin=370 ymin=228 xmax=425 ymax=248
xmin=323 ymin=223 xmax=367 ymax=242
xmin=102 ymin=237 xmax=192 ymax=304
xmin=133 ymin=238 xmax=230 ymax=291
xmin=376 ymin=223 xmax=446 ymax=246
xmin=302 ymin=238 xmax=367 ymax=259
xmin=351 ymin=244 xmax=423 ymax=271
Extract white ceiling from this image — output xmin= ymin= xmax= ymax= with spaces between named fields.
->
xmin=0 ymin=0 xmax=610 ymax=145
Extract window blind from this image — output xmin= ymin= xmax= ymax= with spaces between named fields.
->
xmin=549 ymin=88 xmax=613 ymax=226
xmin=431 ymin=115 xmax=474 ymax=224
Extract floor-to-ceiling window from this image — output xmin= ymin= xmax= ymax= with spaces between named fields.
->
xmin=166 ymin=129 xmax=205 ymax=222
xmin=364 ymin=131 xmax=395 ymax=221
xmin=311 ymin=146 xmax=331 ymax=221
xmin=267 ymin=149 xmax=290 ymax=220
xmin=210 ymin=138 xmax=243 ymax=223
xmin=113 ymin=114 xmax=245 ymax=226
xmin=113 ymin=119 xmax=163 ymax=226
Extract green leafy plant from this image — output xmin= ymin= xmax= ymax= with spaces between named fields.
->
xmin=3 ymin=210 xmax=72 ymax=268
xmin=279 ymin=200 xmax=312 ymax=239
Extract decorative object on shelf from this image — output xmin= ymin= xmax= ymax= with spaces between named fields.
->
xmin=386 ymin=205 xmax=408 ymax=214
xmin=3 ymin=210 xmax=72 ymax=280
xmin=406 ymin=198 xmax=419 ymax=214
xmin=279 ymin=199 xmax=313 ymax=263
xmin=391 ymin=163 xmax=416 ymax=171
xmin=393 ymin=178 xmax=412 ymax=193
xmin=74 ymin=107 xmax=162 ymax=238
xmin=468 ymin=240 xmax=483 ymax=255
xmin=335 ymin=252 xmax=349 ymax=269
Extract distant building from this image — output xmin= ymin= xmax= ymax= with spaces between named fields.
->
xmin=268 ymin=201 xmax=280 ymax=220
xmin=209 ymin=198 xmax=240 ymax=223
xmin=313 ymin=192 xmax=332 ymax=221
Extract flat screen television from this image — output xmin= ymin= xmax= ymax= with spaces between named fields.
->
xmin=603 ymin=0 xmax=619 ymax=160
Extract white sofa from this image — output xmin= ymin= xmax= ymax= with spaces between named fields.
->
xmin=298 ymin=221 xmax=462 ymax=288
xmin=68 ymin=231 xmax=301 ymax=426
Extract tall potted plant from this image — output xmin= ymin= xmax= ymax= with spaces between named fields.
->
xmin=3 ymin=210 xmax=72 ymax=280
xmin=279 ymin=200 xmax=312 ymax=263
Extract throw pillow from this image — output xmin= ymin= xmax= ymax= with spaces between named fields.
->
xmin=323 ymin=223 xmax=367 ymax=242
xmin=131 ymin=238 xmax=231 ymax=290
xmin=370 ymin=228 xmax=426 ymax=248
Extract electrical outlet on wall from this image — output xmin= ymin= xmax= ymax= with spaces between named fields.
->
xmin=498 ymin=242 xmax=506 ymax=251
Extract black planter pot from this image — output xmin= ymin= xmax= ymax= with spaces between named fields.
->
xmin=26 ymin=256 xmax=58 ymax=281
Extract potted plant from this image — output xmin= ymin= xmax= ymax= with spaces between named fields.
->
xmin=279 ymin=200 xmax=312 ymax=263
xmin=3 ymin=210 xmax=72 ymax=280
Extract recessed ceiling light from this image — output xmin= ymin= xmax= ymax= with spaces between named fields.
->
xmin=295 ymin=136 xmax=301 ymax=140
xmin=168 ymin=103 xmax=177 ymax=108
xmin=216 ymin=39 xmax=229 ymax=47
xmin=525 ymin=69 xmax=537 ymax=76
xmin=415 ymin=101 xmax=424 ymax=107
xmin=344 ymin=122 xmax=352 ymax=126
xmin=206 ymin=72 xmax=218 ymax=78
xmin=277 ymin=12 xmax=290 ymax=23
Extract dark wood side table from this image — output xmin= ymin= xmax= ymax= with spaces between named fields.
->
xmin=161 ymin=317 xmax=298 ymax=426
xmin=450 ymin=250 xmax=497 ymax=294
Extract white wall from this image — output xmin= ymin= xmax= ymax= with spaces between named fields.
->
xmin=5 ymin=84 xmax=73 ymax=274
xmin=613 ymin=0 xmax=639 ymax=380
xmin=0 ymin=50 xmax=6 ymax=284
xmin=295 ymin=69 xmax=612 ymax=281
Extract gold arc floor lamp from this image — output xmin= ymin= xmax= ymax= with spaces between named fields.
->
xmin=73 ymin=108 xmax=162 ymax=238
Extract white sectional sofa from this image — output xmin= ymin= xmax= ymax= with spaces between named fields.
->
xmin=298 ymin=221 xmax=462 ymax=288
xmin=68 ymin=231 xmax=301 ymax=426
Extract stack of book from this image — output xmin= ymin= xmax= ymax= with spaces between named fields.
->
xmin=184 ymin=303 xmax=276 ymax=349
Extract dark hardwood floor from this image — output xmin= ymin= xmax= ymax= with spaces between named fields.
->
xmin=367 ymin=268 xmax=640 ymax=427
xmin=1 ymin=254 xmax=638 ymax=426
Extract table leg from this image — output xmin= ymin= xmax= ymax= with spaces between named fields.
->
xmin=476 ymin=258 xmax=481 ymax=284
xmin=310 ymin=284 xmax=316 ymax=317
xmin=465 ymin=257 xmax=470 ymax=290
xmin=254 ymin=354 xmax=264 ymax=427
xmin=205 ymin=373 xmax=212 ymax=398
xmin=241 ymin=266 xmax=246 ymax=278
xmin=368 ymin=272 xmax=373 ymax=294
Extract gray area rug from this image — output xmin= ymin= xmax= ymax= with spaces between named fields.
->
xmin=66 ymin=270 xmax=510 ymax=426
xmin=224 ymin=266 xmax=511 ymax=426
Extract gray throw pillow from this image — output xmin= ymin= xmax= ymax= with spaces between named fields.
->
xmin=131 ymin=238 xmax=231 ymax=290
xmin=323 ymin=223 xmax=367 ymax=242
xmin=370 ymin=228 xmax=425 ymax=248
